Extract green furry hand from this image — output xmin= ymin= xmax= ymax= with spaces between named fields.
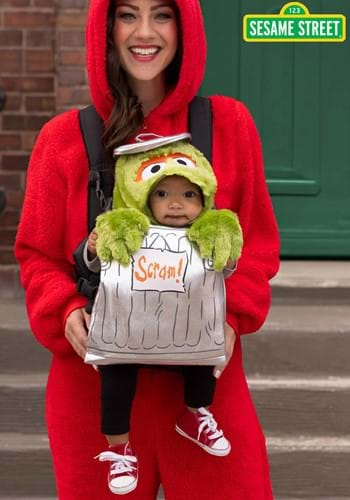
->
xmin=187 ymin=209 xmax=243 ymax=271
xmin=95 ymin=208 xmax=150 ymax=266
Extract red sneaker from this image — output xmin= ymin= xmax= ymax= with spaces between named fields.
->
xmin=95 ymin=442 xmax=138 ymax=495
xmin=176 ymin=407 xmax=231 ymax=456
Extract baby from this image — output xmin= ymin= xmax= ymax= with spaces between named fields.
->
xmin=83 ymin=142 xmax=242 ymax=495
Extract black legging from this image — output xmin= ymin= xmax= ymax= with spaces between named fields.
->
xmin=99 ymin=364 xmax=216 ymax=435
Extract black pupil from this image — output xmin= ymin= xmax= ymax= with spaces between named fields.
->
xmin=177 ymin=159 xmax=187 ymax=165
xmin=151 ymin=165 xmax=161 ymax=173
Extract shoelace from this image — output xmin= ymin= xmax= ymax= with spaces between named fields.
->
xmin=95 ymin=451 xmax=137 ymax=476
xmin=197 ymin=408 xmax=224 ymax=441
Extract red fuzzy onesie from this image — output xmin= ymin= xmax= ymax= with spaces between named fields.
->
xmin=15 ymin=0 xmax=280 ymax=498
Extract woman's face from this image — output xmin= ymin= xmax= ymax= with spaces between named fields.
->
xmin=113 ymin=0 xmax=178 ymax=87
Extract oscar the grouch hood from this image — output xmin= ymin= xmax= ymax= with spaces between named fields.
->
xmin=113 ymin=141 xmax=217 ymax=223
xmin=85 ymin=0 xmax=207 ymax=122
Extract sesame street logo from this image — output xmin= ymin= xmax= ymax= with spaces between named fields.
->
xmin=243 ymin=2 xmax=346 ymax=42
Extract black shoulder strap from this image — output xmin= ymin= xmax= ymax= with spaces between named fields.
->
xmin=79 ymin=105 xmax=114 ymax=233
xmin=79 ymin=97 xmax=212 ymax=233
xmin=188 ymin=96 xmax=212 ymax=163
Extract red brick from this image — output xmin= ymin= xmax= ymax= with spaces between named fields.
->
xmin=22 ymin=76 xmax=54 ymax=92
xmin=26 ymin=29 xmax=54 ymax=48
xmin=0 ymin=173 xmax=22 ymax=190
xmin=3 ymin=189 xmax=24 ymax=210
xmin=59 ymin=50 xmax=86 ymax=66
xmin=34 ymin=0 xmax=56 ymax=6
xmin=25 ymin=95 xmax=55 ymax=112
xmin=4 ymin=95 xmax=22 ymax=112
xmin=21 ymin=131 xmax=39 ymax=150
xmin=57 ymin=12 xmax=86 ymax=29
xmin=0 ymin=134 xmax=21 ymax=151
xmin=25 ymin=50 xmax=55 ymax=73
xmin=58 ymin=68 xmax=86 ymax=86
xmin=4 ymin=12 xmax=55 ymax=29
xmin=3 ymin=114 xmax=50 ymax=132
xmin=0 ymin=50 xmax=22 ymax=73
xmin=0 ymin=78 xmax=21 ymax=92
xmin=61 ymin=0 xmax=87 ymax=7
xmin=57 ymin=86 xmax=91 ymax=107
xmin=57 ymin=30 xmax=85 ymax=48
xmin=0 ymin=76 xmax=54 ymax=92
xmin=0 ymin=248 xmax=17 ymax=265
xmin=0 ymin=0 xmax=30 ymax=6
xmin=0 ymin=210 xmax=20 ymax=227
xmin=0 ymin=29 xmax=23 ymax=46
xmin=0 ymin=228 xmax=17 ymax=246
xmin=2 ymin=155 xmax=30 ymax=171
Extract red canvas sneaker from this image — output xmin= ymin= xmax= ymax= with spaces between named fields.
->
xmin=176 ymin=407 xmax=231 ymax=456
xmin=95 ymin=442 xmax=138 ymax=495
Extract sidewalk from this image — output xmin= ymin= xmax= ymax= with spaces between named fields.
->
xmin=271 ymin=260 xmax=350 ymax=288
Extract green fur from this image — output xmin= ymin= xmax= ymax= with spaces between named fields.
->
xmin=96 ymin=140 xmax=243 ymax=269
xmin=114 ymin=141 xmax=217 ymax=220
xmin=96 ymin=208 xmax=150 ymax=265
xmin=187 ymin=210 xmax=243 ymax=271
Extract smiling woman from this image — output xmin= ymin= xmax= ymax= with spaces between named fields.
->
xmin=114 ymin=1 xmax=178 ymax=84
xmin=104 ymin=0 xmax=180 ymax=150
xmin=15 ymin=0 xmax=280 ymax=498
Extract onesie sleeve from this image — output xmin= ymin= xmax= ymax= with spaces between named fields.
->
xmin=223 ymin=101 xmax=280 ymax=336
xmin=83 ymin=241 xmax=101 ymax=273
xmin=14 ymin=122 xmax=87 ymax=355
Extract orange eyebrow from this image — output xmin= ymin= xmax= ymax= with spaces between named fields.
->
xmin=136 ymin=153 xmax=196 ymax=182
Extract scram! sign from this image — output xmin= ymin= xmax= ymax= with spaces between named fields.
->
xmin=131 ymin=248 xmax=188 ymax=293
xmin=243 ymin=2 xmax=346 ymax=42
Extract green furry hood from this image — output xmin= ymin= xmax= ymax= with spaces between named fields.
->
xmin=113 ymin=141 xmax=217 ymax=222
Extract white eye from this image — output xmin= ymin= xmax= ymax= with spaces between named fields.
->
xmin=141 ymin=161 xmax=167 ymax=181
xmin=175 ymin=157 xmax=196 ymax=169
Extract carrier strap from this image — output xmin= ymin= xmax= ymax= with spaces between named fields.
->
xmin=79 ymin=96 xmax=212 ymax=233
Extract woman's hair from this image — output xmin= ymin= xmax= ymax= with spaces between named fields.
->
xmin=103 ymin=0 xmax=183 ymax=154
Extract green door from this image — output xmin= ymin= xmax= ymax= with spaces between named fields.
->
xmin=201 ymin=0 xmax=350 ymax=257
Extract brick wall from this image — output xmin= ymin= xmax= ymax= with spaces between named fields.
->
xmin=56 ymin=0 xmax=90 ymax=112
xmin=0 ymin=0 xmax=90 ymax=297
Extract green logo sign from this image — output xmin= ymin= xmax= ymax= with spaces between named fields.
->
xmin=243 ymin=2 xmax=346 ymax=42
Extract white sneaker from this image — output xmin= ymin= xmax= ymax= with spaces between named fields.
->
xmin=176 ymin=407 xmax=231 ymax=456
xmin=95 ymin=442 xmax=138 ymax=495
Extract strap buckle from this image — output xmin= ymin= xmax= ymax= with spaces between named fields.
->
xmin=77 ymin=277 xmax=98 ymax=299
xmin=89 ymin=170 xmax=108 ymax=210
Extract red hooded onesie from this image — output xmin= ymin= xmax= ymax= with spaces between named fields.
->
xmin=15 ymin=0 xmax=280 ymax=498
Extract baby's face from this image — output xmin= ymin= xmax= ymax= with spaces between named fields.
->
xmin=148 ymin=175 xmax=203 ymax=227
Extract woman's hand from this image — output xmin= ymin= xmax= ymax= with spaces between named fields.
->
xmin=64 ymin=307 xmax=91 ymax=359
xmin=213 ymin=322 xmax=236 ymax=379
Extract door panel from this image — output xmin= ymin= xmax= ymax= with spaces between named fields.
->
xmin=200 ymin=0 xmax=350 ymax=256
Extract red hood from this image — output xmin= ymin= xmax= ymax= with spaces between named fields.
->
xmin=86 ymin=0 xmax=207 ymax=121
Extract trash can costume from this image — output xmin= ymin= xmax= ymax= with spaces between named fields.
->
xmin=14 ymin=0 xmax=280 ymax=498
xmin=86 ymin=137 xmax=243 ymax=367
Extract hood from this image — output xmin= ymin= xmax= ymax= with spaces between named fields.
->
xmin=86 ymin=0 xmax=207 ymax=121
xmin=113 ymin=141 xmax=217 ymax=221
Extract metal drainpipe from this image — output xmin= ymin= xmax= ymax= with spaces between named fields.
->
xmin=0 ymin=88 xmax=7 ymax=213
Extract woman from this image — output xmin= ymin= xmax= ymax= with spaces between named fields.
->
xmin=15 ymin=0 xmax=280 ymax=498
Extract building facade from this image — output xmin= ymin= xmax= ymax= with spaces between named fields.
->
xmin=0 ymin=0 xmax=89 ymax=293
xmin=0 ymin=0 xmax=349 ymax=295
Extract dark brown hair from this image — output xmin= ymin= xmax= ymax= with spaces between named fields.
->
xmin=103 ymin=0 xmax=182 ymax=154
